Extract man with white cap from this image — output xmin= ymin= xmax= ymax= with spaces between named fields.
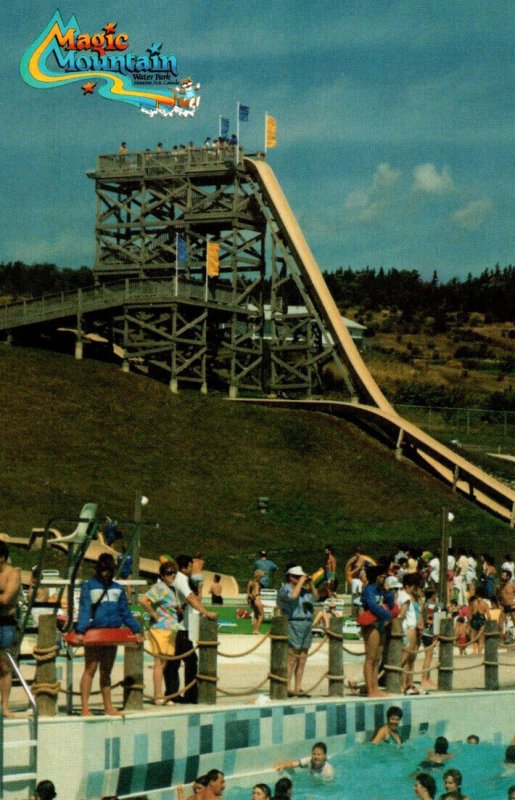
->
xmin=277 ymin=565 xmax=318 ymax=697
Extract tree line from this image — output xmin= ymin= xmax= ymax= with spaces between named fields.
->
xmin=1 ymin=261 xmax=513 ymax=323
xmin=0 ymin=262 xmax=93 ymax=299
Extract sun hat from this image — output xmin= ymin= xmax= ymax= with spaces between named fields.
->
xmin=384 ymin=576 xmax=402 ymax=590
xmin=287 ymin=565 xmax=306 ymax=577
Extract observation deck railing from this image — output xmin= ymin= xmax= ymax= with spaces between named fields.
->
xmin=92 ymin=145 xmax=265 ymax=179
xmin=0 ymin=277 xmax=247 ymax=332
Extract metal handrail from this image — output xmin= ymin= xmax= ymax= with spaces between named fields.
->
xmin=0 ymin=653 xmax=38 ymax=797
xmin=4 ymin=653 xmax=37 ymax=718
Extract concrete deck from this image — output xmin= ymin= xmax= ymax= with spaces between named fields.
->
xmin=10 ymin=632 xmax=515 ymax=717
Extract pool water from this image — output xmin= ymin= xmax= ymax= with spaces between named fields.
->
xmin=226 ymin=739 xmax=513 ymax=800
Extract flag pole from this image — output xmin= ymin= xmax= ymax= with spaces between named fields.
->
xmin=236 ymin=101 xmax=240 ymax=147
xmin=264 ymin=112 xmax=267 ymax=156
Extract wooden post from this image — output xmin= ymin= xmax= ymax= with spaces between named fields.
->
xmin=197 ymin=616 xmax=218 ymax=704
xmin=328 ymin=617 xmax=344 ymax=697
xmin=484 ymin=620 xmax=499 ymax=691
xmin=34 ymin=614 xmax=58 ymax=716
xmin=384 ymin=618 xmax=403 ymax=694
xmin=123 ymin=642 xmax=144 ymax=710
xmin=437 ymin=618 xmax=454 ymax=691
xmin=270 ymin=616 xmax=288 ymax=700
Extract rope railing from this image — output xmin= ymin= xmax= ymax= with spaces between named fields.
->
xmin=25 ymin=613 xmax=514 ymax=715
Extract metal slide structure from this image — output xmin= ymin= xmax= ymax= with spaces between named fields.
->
xmin=243 ymin=157 xmax=515 ymax=526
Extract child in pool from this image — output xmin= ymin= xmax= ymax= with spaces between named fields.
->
xmin=438 ymin=768 xmax=470 ymax=800
xmin=371 ymin=705 xmax=403 ymax=746
xmin=418 ymin=737 xmax=454 ymax=768
xmin=275 ymin=741 xmax=334 ymax=782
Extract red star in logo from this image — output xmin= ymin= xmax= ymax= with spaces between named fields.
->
xmin=104 ymin=22 xmax=117 ymax=34
xmin=82 ymin=81 xmax=96 ymax=95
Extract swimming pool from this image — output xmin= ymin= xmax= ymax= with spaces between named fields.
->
xmin=3 ymin=690 xmax=513 ymax=799
xmin=226 ymin=738 xmax=513 ymax=800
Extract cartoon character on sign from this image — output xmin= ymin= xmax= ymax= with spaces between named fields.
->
xmin=176 ymin=76 xmax=200 ymax=109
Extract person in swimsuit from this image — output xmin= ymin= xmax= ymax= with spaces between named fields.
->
xmin=418 ymin=737 xmax=454 ymax=768
xmin=438 ymin=768 xmax=470 ymax=800
xmin=497 ymin=569 xmax=515 ymax=643
xmin=247 ymin=570 xmax=265 ymax=635
xmin=372 ymin=705 xmax=403 ymax=746
xmin=275 ymin=741 xmax=334 ymax=782
xmin=0 ymin=541 xmax=21 ymax=717
xmin=360 ymin=564 xmax=395 ymax=697
xmin=414 ymin=773 xmax=437 ymax=799
xmin=469 ymin=586 xmax=490 ymax=654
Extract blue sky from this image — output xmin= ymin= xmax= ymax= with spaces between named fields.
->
xmin=1 ymin=1 xmax=513 ymax=281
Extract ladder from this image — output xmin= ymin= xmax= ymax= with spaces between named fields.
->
xmin=0 ymin=653 xmax=38 ymax=798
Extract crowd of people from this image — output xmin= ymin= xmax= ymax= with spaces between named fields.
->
xmin=117 ymin=136 xmax=240 ymax=162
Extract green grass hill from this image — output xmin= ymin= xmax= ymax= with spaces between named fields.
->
xmin=0 ymin=344 xmax=511 ymax=587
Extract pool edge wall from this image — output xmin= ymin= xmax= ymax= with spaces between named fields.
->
xmin=3 ymin=691 xmax=513 ymax=799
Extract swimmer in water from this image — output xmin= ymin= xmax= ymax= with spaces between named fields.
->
xmin=251 ymin=785 xmax=272 ymax=800
xmin=414 ymin=773 xmax=437 ymax=799
xmin=418 ymin=737 xmax=454 ymax=768
xmin=465 ymin=734 xmax=479 ymax=745
xmin=371 ymin=705 xmax=403 ymax=746
xmin=275 ymin=741 xmax=334 ymax=782
xmin=438 ymin=768 xmax=470 ymax=800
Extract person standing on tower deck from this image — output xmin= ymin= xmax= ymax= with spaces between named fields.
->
xmin=0 ymin=541 xmax=21 ymax=717
xmin=163 ymin=553 xmax=217 ymax=703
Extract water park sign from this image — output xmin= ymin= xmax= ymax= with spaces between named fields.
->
xmin=20 ymin=11 xmax=201 ymax=117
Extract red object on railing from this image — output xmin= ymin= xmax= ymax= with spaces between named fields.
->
xmin=64 ymin=628 xmax=139 ymax=647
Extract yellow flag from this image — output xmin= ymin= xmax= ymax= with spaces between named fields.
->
xmin=266 ymin=115 xmax=277 ymax=148
xmin=207 ymin=241 xmax=220 ymax=277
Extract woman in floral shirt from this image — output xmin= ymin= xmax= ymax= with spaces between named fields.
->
xmin=141 ymin=561 xmax=180 ymax=703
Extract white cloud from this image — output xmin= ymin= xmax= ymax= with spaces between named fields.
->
xmin=344 ymin=162 xmax=401 ymax=221
xmin=412 ymin=163 xmax=455 ymax=194
xmin=450 ymin=198 xmax=493 ymax=230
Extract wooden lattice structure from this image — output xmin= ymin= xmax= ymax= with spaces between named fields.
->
xmin=86 ymin=145 xmax=352 ymax=397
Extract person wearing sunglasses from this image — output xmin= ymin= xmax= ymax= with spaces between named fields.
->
xmin=141 ymin=561 xmax=180 ymax=704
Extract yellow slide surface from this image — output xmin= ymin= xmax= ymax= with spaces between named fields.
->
xmin=242 ymin=158 xmax=515 ymax=526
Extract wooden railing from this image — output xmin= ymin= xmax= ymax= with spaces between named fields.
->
xmin=0 ymin=278 xmax=243 ymax=331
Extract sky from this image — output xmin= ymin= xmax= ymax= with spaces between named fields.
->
xmin=1 ymin=1 xmax=513 ymax=282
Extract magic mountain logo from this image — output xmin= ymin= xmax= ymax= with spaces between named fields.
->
xmin=20 ymin=11 xmax=201 ymax=117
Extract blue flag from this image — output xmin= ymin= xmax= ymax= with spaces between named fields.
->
xmin=220 ymin=117 xmax=229 ymax=139
xmin=177 ymin=235 xmax=187 ymax=264
xmin=238 ymin=104 xmax=249 ymax=122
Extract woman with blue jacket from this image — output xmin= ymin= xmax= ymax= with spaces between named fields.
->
xmin=76 ymin=553 xmax=142 ymax=716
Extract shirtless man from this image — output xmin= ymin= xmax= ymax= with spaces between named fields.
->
xmin=0 ymin=541 xmax=21 ymax=717
xmin=497 ymin=569 xmax=515 ymax=643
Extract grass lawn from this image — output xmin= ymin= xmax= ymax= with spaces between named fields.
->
xmin=1 ymin=344 xmax=513 ymax=588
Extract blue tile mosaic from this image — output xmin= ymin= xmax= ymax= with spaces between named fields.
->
xmin=305 ymin=711 xmax=316 ymax=740
xmin=134 ymin=733 xmax=148 ymax=764
xmin=161 ymin=729 xmax=175 ymax=761
xmin=355 ymin=702 xmax=365 ymax=732
xmin=185 ymin=755 xmax=200 ymax=784
xmin=225 ymin=719 xmax=250 ymax=749
xmin=200 ymin=724 xmax=213 ymax=754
